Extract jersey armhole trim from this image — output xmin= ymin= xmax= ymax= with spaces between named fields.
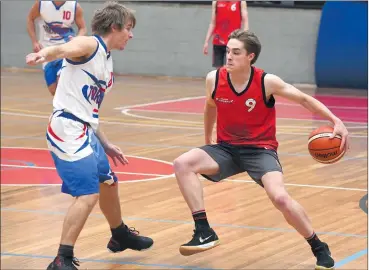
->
xmin=65 ymin=40 xmax=99 ymax=66
xmin=261 ymin=72 xmax=275 ymax=108
xmin=38 ymin=1 xmax=42 ymax=13
xmin=74 ymin=2 xmax=78 ymax=21
xmin=211 ymin=68 xmax=220 ymax=99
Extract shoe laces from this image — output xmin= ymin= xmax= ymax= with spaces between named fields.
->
xmin=71 ymin=257 xmax=80 ymax=267
xmin=127 ymin=226 xmax=139 ymax=236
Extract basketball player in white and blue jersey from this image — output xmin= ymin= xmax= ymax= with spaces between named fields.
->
xmin=26 ymin=2 xmax=153 ymax=269
xmin=27 ymin=1 xmax=87 ymax=96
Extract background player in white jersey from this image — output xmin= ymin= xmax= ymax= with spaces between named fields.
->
xmin=27 ymin=1 xmax=87 ymax=96
xmin=26 ymin=2 xmax=153 ymax=269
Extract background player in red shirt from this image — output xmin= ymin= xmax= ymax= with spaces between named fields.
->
xmin=203 ymin=1 xmax=249 ymax=68
xmin=174 ymin=29 xmax=349 ymax=270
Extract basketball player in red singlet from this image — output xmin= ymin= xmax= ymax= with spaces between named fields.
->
xmin=203 ymin=1 xmax=248 ymax=68
xmin=174 ymin=30 xmax=349 ymax=270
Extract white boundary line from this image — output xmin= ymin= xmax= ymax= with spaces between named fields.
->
xmin=126 ymin=109 xmax=367 ymax=129
xmin=114 ymin=96 xmax=205 ymax=110
xmin=123 ymin=109 xmax=368 ymax=130
xmin=1 ymin=147 xmax=367 ymax=191
xmin=1 ymin=147 xmax=174 ymax=184
xmin=121 ymin=109 xmax=199 ymax=124
xmin=115 ymin=95 xmax=368 ymax=111
xmin=1 ymin=164 xmax=166 ymax=177
xmin=221 ymin=179 xmax=367 ymax=192
xmin=116 ymin=96 xmax=368 ymax=125
xmin=1 ymin=111 xmax=203 ymax=130
xmin=2 ymin=111 xmax=368 ymax=137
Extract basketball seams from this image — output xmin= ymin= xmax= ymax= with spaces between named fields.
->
xmin=308 ymin=146 xmax=340 ymax=151
xmin=308 ymin=133 xmax=342 ymax=144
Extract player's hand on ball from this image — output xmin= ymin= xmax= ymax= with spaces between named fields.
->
xmin=26 ymin=53 xmax=45 ymax=66
xmin=330 ymin=119 xmax=349 ymax=151
xmin=105 ymin=143 xmax=129 ymax=166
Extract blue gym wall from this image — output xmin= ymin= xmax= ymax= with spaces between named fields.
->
xmin=315 ymin=1 xmax=368 ymax=89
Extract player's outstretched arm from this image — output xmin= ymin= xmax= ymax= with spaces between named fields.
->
xmin=26 ymin=36 xmax=97 ymax=66
xmin=264 ymin=74 xmax=349 ymax=151
xmin=204 ymin=70 xmax=217 ymax=144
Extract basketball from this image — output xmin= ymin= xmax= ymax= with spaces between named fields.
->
xmin=308 ymin=125 xmax=345 ymax=164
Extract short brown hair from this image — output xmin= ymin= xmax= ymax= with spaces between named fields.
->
xmin=229 ymin=30 xmax=261 ymax=65
xmin=91 ymin=1 xmax=136 ymax=36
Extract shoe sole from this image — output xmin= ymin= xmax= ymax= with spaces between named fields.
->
xmin=107 ymin=244 xmax=154 ymax=254
xmin=315 ymin=265 xmax=334 ymax=270
xmin=179 ymin=240 xmax=220 ymax=256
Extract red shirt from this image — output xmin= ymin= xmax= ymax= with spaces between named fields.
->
xmin=213 ymin=1 xmax=242 ymax=46
xmin=212 ymin=66 xmax=279 ymax=150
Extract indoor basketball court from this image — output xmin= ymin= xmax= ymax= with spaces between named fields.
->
xmin=1 ymin=69 xmax=367 ymax=269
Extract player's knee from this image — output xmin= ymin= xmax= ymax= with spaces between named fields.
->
xmin=77 ymin=193 xmax=99 ymax=209
xmin=173 ymin=155 xmax=193 ymax=175
xmin=270 ymin=193 xmax=291 ymax=211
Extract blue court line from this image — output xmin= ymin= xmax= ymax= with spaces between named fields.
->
xmin=335 ymin=249 xmax=368 ymax=268
xmin=1 ymin=207 xmax=367 ymax=239
xmin=0 ymin=159 xmax=35 ymax=166
xmin=0 ymin=252 xmax=219 ymax=270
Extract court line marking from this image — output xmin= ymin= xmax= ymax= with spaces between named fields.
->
xmin=125 ymin=109 xmax=368 ymax=129
xmin=116 ymin=95 xmax=368 ymax=124
xmin=0 ymin=252 xmax=218 ymax=270
xmin=122 ymin=109 xmax=199 ymax=123
xmin=3 ymin=111 xmax=367 ymax=137
xmin=114 ymin=95 xmax=368 ymax=110
xmin=123 ymin=108 xmax=368 ymax=127
xmin=0 ymin=147 xmax=174 ymax=183
xmin=1 ymin=111 xmax=204 ymax=130
xmin=114 ymin=96 xmax=205 ymax=110
xmin=1 ymin=136 xmax=367 ymax=161
xmin=335 ymin=249 xmax=368 ymax=268
xmin=1 ymin=147 xmax=367 ymax=191
xmin=1 ymin=207 xmax=367 ymax=238
xmin=0 ymin=164 xmax=167 ymax=177
xmin=222 ymin=179 xmax=367 ymax=192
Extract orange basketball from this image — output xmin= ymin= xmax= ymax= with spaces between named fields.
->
xmin=308 ymin=125 xmax=345 ymax=164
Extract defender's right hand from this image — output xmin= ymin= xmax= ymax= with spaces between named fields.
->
xmin=26 ymin=52 xmax=45 ymax=66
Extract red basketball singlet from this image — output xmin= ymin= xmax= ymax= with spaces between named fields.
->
xmin=213 ymin=1 xmax=242 ymax=46
xmin=212 ymin=66 xmax=279 ymax=150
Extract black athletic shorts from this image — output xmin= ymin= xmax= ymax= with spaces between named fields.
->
xmin=212 ymin=45 xmax=226 ymax=68
xmin=199 ymin=142 xmax=283 ymax=187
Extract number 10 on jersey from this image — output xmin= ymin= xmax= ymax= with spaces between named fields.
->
xmin=63 ymin=11 xmax=71 ymax=20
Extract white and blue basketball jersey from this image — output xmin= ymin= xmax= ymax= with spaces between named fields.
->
xmin=53 ymin=35 xmax=114 ymax=132
xmin=38 ymin=1 xmax=77 ymax=48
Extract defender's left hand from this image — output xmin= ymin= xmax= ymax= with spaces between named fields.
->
xmin=104 ymin=143 xmax=129 ymax=166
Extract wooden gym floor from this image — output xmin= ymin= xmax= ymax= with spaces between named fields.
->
xmin=1 ymin=69 xmax=367 ymax=269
